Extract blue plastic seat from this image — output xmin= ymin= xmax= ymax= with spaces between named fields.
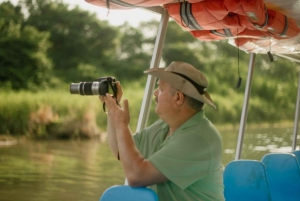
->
xmin=261 ymin=153 xmax=300 ymax=201
xmin=99 ymin=185 xmax=158 ymax=201
xmin=293 ymin=150 xmax=300 ymax=165
xmin=223 ymin=160 xmax=271 ymax=201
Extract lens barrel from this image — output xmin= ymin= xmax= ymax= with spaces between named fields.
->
xmin=70 ymin=82 xmax=102 ymax=95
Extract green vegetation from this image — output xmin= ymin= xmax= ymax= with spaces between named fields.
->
xmin=1 ymin=0 xmax=299 ymax=139
xmin=1 ymin=77 xmax=298 ymax=139
xmin=0 ymin=82 xmax=145 ymax=138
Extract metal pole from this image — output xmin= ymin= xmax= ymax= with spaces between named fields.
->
xmin=292 ymin=69 xmax=300 ymax=151
xmin=235 ymin=53 xmax=256 ymax=160
xmin=136 ymin=8 xmax=169 ymax=132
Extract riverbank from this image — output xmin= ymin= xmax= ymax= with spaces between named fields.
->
xmin=0 ymin=120 xmax=296 ymax=142
xmin=1 ymin=85 xmax=298 ymax=139
xmin=216 ymin=120 xmax=296 ymax=131
xmin=0 ymin=135 xmax=19 ymax=146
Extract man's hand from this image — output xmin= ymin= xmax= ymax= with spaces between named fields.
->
xmin=115 ymin=81 xmax=123 ymax=104
xmin=104 ymin=93 xmax=130 ymax=130
xmin=99 ymin=81 xmax=124 ymax=159
xmin=99 ymin=81 xmax=123 ymax=104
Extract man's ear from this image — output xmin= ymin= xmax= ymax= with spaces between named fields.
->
xmin=175 ymin=91 xmax=185 ymax=106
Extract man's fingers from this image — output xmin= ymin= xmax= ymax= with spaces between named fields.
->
xmin=123 ymin=99 xmax=129 ymax=113
xmin=105 ymin=93 xmax=114 ymax=106
xmin=116 ymin=81 xmax=122 ymax=90
xmin=116 ymin=82 xmax=123 ymax=103
xmin=99 ymin=95 xmax=105 ymax=102
xmin=106 ymin=93 xmax=113 ymax=99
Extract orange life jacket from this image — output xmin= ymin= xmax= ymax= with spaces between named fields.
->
xmin=190 ymin=28 xmax=245 ymax=41
xmin=164 ymin=1 xmax=242 ymax=31
xmin=186 ymin=0 xmax=209 ymax=3
xmin=224 ymin=0 xmax=268 ymax=31
xmin=191 ymin=27 xmax=271 ymax=41
xmin=237 ymin=28 xmax=269 ymax=38
xmin=267 ymin=9 xmax=300 ymax=39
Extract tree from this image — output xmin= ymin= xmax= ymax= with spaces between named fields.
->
xmin=23 ymin=0 xmax=119 ymax=82
xmin=0 ymin=2 xmax=53 ymax=90
xmin=112 ymin=22 xmax=153 ymax=81
xmin=0 ymin=1 xmax=24 ymax=25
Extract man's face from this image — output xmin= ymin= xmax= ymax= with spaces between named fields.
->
xmin=153 ymin=79 xmax=176 ymax=120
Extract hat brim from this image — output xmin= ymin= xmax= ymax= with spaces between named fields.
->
xmin=144 ymin=68 xmax=216 ymax=109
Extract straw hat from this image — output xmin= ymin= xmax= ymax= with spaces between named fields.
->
xmin=144 ymin=61 xmax=216 ymax=109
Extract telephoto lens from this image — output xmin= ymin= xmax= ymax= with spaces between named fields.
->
xmin=70 ymin=77 xmax=116 ymax=96
xmin=70 ymin=81 xmax=108 ymax=95
xmin=70 ymin=77 xmax=117 ymax=112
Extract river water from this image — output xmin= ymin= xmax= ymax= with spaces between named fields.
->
xmin=0 ymin=126 xmax=299 ymax=201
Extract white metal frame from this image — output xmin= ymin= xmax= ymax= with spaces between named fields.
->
xmin=235 ymin=53 xmax=256 ymax=160
xmin=136 ymin=7 xmax=169 ymax=132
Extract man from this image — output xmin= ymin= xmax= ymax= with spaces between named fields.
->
xmin=101 ymin=61 xmax=224 ymax=201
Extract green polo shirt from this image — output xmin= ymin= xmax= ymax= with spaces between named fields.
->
xmin=133 ymin=110 xmax=224 ymax=201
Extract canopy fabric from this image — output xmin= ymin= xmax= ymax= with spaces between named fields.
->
xmin=85 ymin=0 xmax=300 ymax=55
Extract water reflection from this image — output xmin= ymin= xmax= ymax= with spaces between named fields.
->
xmin=220 ymin=126 xmax=300 ymax=163
xmin=0 ymin=140 xmax=125 ymax=201
xmin=0 ymin=126 xmax=299 ymax=201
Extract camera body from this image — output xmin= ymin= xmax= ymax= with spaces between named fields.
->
xmin=70 ymin=77 xmax=117 ymax=96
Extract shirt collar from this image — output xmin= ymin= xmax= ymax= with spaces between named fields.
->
xmin=180 ymin=109 xmax=205 ymax=129
xmin=161 ymin=109 xmax=205 ymax=139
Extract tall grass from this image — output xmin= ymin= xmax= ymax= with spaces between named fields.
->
xmin=1 ymin=81 xmax=293 ymax=139
xmin=0 ymin=83 xmax=147 ymax=139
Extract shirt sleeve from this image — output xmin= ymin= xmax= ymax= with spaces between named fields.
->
xmin=149 ymin=129 xmax=212 ymax=190
xmin=133 ymin=119 xmax=164 ymax=154
xmin=133 ymin=130 xmax=142 ymax=151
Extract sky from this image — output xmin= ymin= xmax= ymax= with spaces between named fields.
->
xmin=68 ymin=0 xmax=161 ymax=26
xmin=4 ymin=0 xmax=161 ymax=27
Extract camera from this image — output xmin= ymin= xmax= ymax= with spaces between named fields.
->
xmin=70 ymin=77 xmax=117 ymax=96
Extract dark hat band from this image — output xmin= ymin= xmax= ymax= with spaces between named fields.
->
xmin=172 ymin=72 xmax=206 ymax=95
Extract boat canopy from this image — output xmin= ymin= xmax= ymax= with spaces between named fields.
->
xmin=86 ymin=0 xmax=300 ymax=56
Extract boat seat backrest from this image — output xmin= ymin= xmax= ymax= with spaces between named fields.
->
xmin=261 ymin=153 xmax=300 ymax=201
xmin=223 ymin=160 xmax=271 ymax=201
xmin=99 ymin=185 xmax=158 ymax=201
xmin=293 ymin=150 xmax=300 ymax=166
